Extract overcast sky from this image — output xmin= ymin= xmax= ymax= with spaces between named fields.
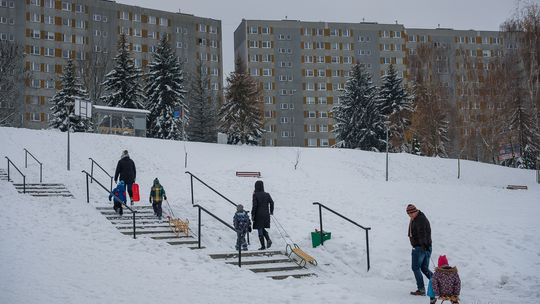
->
xmin=117 ymin=0 xmax=527 ymax=76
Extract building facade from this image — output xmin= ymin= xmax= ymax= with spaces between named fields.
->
xmin=234 ymin=19 xmax=504 ymax=156
xmin=2 ymin=0 xmax=222 ymax=129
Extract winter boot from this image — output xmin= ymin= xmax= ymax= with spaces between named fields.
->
xmin=263 ymin=231 xmax=272 ymax=248
xmin=258 ymin=236 xmax=266 ymax=250
xmin=410 ymin=289 xmax=425 ymax=296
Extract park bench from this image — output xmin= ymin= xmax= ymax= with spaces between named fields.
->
xmin=235 ymin=171 xmax=261 ymax=178
xmin=286 ymin=243 xmax=318 ymax=267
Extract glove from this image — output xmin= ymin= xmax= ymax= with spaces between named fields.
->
xmin=164 ymin=196 xmax=167 ymax=200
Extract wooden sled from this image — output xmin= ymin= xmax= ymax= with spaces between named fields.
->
xmin=286 ymin=243 xmax=317 ymax=267
xmin=438 ymin=295 xmax=460 ymax=303
xmin=168 ymin=217 xmax=189 ymax=237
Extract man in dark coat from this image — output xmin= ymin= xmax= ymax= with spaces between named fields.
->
xmin=114 ymin=150 xmax=136 ymax=204
xmin=407 ymin=204 xmax=433 ymax=296
xmin=252 ymin=180 xmax=274 ymax=250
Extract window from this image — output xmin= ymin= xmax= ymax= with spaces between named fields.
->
xmin=482 ymin=50 xmax=491 ymax=57
xmin=394 ymin=31 xmax=401 ymax=38
xmin=343 ymin=43 xmax=351 ymax=50
xmin=75 ymin=4 xmax=84 ymax=13
xmin=308 ymin=111 xmax=316 ymax=118
xmin=315 ymin=42 xmax=324 ymax=49
xmin=318 ymin=97 xmax=327 ymax=104
xmin=482 ymin=37 xmax=489 ymax=44
xmin=420 ymin=35 xmax=427 ymax=42
xmin=75 ymin=19 xmax=85 ymax=29
xmin=45 ymin=64 xmax=53 ymax=73
xmin=62 ymin=18 xmax=71 ymax=27
xmin=210 ymin=54 xmax=218 ymax=62
xmin=45 ymin=80 xmax=55 ymax=89
xmin=209 ymin=25 xmax=217 ymax=34
xmin=31 ymin=79 xmax=41 ymax=88
xmin=408 ymin=35 xmax=417 ymax=42
xmin=62 ymin=49 xmax=71 ymax=58
xmin=133 ymin=28 xmax=141 ymax=37
xmin=382 ymin=31 xmax=390 ymax=38
xmin=75 ymin=35 xmax=83 ymax=44
xmin=198 ymin=24 xmax=206 ymax=32
xmin=30 ymin=62 xmax=40 ymax=71
xmin=250 ymin=68 xmax=259 ymax=76
xmin=264 ymin=96 xmax=273 ymax=104
xmin=210 ymin=40 xmax=218 ymax=48
xmin=382 ymin=44 xmax=391 ymax=51
xmin=331 ymin=42 xmax=339 ymax=50
xmin=308 ymin=138 xmax=317 ymax=147
xmin=63 ymin=33 xmax=71 ymax=42
xmin=148 ymin=16 xmax=156 ymax=24
xmin=30 ymin=46 xmax=40 ymax=55
xmin=305 ymin=69 xmax=314 ymax=77
xmin=149 ymin=31 xmax=157 ymax=39
xmin=264 ymin=110 xmax=272 ymax=118
xmin=343 ymin=56 xmax=352 ymax=64
xmin=319 ymin=125 xmax=328 ymax=132
xmin=61 ymin=1 xmax=71 ymax=11
xmin=330 ymin=29 xmax=338 ymax=36
xmin=358 ymin=49 xmax=371 ymax=56
xmin=44 ymin=48 xmax=54 ymax=56
xmin=262 ymin=68 xmax=272 ymax=76
xmin=304 ymin=56 xmax=313 ymax=63
xmin=133 ymin=44 xmax=141 ymax=52
xmin=319 ymin=111 xmax=328 ymax=118
xmin=306 ymin=83 xmax=314 ymax=91
xmin=306 ymin=96 xmax=315 ymax=104
xmin=261 ymin=41 xmax=271 ymax=48
xmin=133 ymin=14 xmax=141 ymax=22
xmin=31 ymin=30 xmax=40 ymax=39
xmin=176 ymin=41 xmax=183 ymax=48
xmin=248 ymin=40 xmax=258 ymax=48
xmin=343 ymin=29 xmax=351 ymax=37
xmin=30 ymin=112 xmax=41 ymax=121
xmin=248 ymin=26 xmax=257 ymax=34
xmin=382 ymin=57 xmax=391 ymax=64
xmin=317 ymin=69 xmax=325 ymax=77
xmin=262 ymin=54 xmax=272 ymax=62
xmin=303 ymin=42 xmax=312 ymax=49
xmin=395 ymin=44 xmax=402 ymax=51
xmin=359 ymin=36 xmax=371 ymax=42
xmin=263 ymin=82 xmax=272 ymax=90
xmin=45 ymin=16 xmax=54 ymax=24
xmin=120 ymin=11 xmax=129 ymax=20
xmin=30 ymin=13 xmax=40 ymax=23
xmin=211 ymin=83 xmax=219 ymax=91
xmin=318 ymin=83 xmax=326 ymax=91
xmin=93 ymin=14 xmax=101 ymax=21
xmin=160 ymin=17 xmax=167 ymax=26
xmin=281 ymin=131 xmax=290 ymax=138
xmin=320 ymin=139 xmax=329 ymax=146
xmin=331 ymin=56 xmax=340 ymax=64
xmin=280 ymin=116 xmax=289 ymax=123
xmin=261 ymin=27 xmax=270 ymax=34
xmin=307 ymin=125 xmax=316 ymax=132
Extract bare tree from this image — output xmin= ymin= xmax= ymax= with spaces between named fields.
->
xmin=0 ymin=41 xmax=29 ymax=127
xmin=407 ymin=43 xmax=452 ymax=157
xmin=77 ymin=46 xmax=113 ymax=103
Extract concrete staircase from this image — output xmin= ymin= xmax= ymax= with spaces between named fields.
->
xmin=13 ymin=183 xmax=74 ymax=197
xmin=209 ymin=250 xmax=317 ymax=280
xmin=0 ymin=169 xmax=8 ymax=181
xmin=96 ymin=205 xmax=199 ymax=248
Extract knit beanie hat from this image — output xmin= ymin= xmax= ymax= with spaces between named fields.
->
xmin=121 ymin=150 xmax=129 ymax=158
xmin=237 ymin=204 xmax=244 ymax=211
xmin=438 ymin=255 xmax=449 ymax=267
xmin=406 ymin=204 xmax=418 ymax=214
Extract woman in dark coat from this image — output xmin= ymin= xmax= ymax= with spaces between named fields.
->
xmin=252 ymin=180 xmax=274 ymax=250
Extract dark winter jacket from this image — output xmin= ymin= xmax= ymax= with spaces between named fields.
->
xmin=251 ymin=181 xmax=274 ymax=229
xmin=408 ymin=211 xmax=432 ymax=248
xmin=114 ymin=156 xmax=136 ymax=184
xmin=233 ymin=211 xmax=252 ymax=233
xmin=109 ymin=181 xmax=127 ymax=203
xmin=432 ymin=266 xmax=461 ymax=296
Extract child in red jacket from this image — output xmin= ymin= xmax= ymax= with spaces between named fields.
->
xmin=430 ymin=255 xmax=461 ymax=304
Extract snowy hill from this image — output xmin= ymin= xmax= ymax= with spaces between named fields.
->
xmin=0 ymin=127 xmax=539 ymax=304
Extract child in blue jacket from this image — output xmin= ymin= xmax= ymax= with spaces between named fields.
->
xmin=233 ymin=204 xmax=251 ymax=251
xmin=109 ymin=180 xmax=127 ymax=216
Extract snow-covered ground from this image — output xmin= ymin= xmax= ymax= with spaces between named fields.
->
xmin=0 ymin=127 xmax=539 ymax=304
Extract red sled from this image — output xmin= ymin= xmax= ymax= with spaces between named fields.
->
xmin=131 ymin=183 xmax=140 ymax=202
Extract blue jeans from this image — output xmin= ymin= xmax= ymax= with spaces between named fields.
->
xmin=411 ymin=246 xmax=433 ymax=290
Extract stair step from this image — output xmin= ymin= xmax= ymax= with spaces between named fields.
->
xmin=166 ymin=240 xmax=198 ymax=245
xmin=13 ymin=183 xmax=64 ymax=186
xmin=120 ymin=230 xmax=175 ymax=235
xmin=101 ymin=210 xmax=155 ymax=215
xmin=27 ymin=193 xmax=74 ymax=197
xmin=150 ymin=234 xmax=192 ymax=240
xmin=95 ymin=205 xmax=153 ymax=210
xmin=17 ymin=190 xmax=71 ymax=194
xmin=248 ymin=263 xmax=304 ymax=273
xmin=209 ymin=250 xmax=283 ymax=259
xmin=115 ymin=224 xmax=171 ymax=230
xmin=267 ymin=270 xmax=316 ymax=280
xmin=106 ymin=215 xmax=160 ymax=220
xmin=226 ymin=257 xmax=291 ymax=266
xmin=109 ymin=220 xmax=168 ymax=225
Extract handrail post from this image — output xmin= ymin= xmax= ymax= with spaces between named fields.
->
xmin=132 ymin=210 xmax=136 ymax=239
xmin=110 ymin=176 xmax=113 ymax=192
xmin=318 ymin=203 xmax=324 ymax=246
xmin=6 ymin=158 xmax=9 ymax=181
xmin=238 ymin=246 xmax=241 ymax=268
xmin=366 ymin=229 xmax=370 ymax=272
xmin=39 ymin=163 xmax=42 ymax=183
xmin=197 ymin=207 xmax=201 ymax=248
xmin=190 ymin=175 xmax=194 ymax=205
xmin=90 ymin=161 xmax=94 ymax=184
xmin=85 ymin=173 xmax=89 ymax=203
xmin=25 ymin=150 xmax=27 ymax=168
xmin=23 ymin=175 xmax=25 ymax=193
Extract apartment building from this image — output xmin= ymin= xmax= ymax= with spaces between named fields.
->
xmin=235 ymin=19 xmax=504 ymax=155
xmin=2 ymin=0 xmax=222 ymax=129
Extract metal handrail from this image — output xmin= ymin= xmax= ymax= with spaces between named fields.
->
xmin=185 ymin=171 xmax=237 ymax=207
xmin=82 ymin=170 xmax=137 ymax=239
xmin=5 ymin=157 xmax=25 ymax=193
xmin=24 ymin=148 xmax=43 ymax=183
xmin=193 ymin=204 xmax=243 ymax=267
xmin=185 ymin=171 xmax=249 ymax=244
xmin=89 ymin=158 xmax=113 ymax=191
xmin=313 ymin=202 xmax=371 ymax=271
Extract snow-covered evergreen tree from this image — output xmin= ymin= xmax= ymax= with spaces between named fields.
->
xmin=508 ymin=94 xmax=540 ymax=169
xmin=187 ymin=60 xmax=218 ymax=142
xmin=219 ymin=60 xmax=263 ymax=145
xmin=333 ymin=64 xmax=385 ymax=151
xmin=379 ymin=64 xmax=413 ymax=151
xmin=101 ymin=33 xmax=145 ymax=109
xmin=145 ymin=36 xmax=188 ymax=140
xmin=49 ymin=59 xmax=93 ymax=132
xmin=411 ymin=137 xmax=422 ymax=156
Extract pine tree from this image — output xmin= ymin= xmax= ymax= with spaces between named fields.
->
xmin=101 ymin=33 xmax=145 ymax=109
xmin=333 ymin=64 xmax=385 ymax=151
xmin=49 ymin=59 xmax=93 ymax=132
xmin=509 ymin=93 xmax=540 ymax=168
xmin=144 ymin=37 xmax=187 ymax=140
xmin=219 ymin=60 xmax=263 ymax=145
xmin=187 ymin=60 xmax=218 ymax=142
xmin=379 ymin=64 xmax=413 ymax=151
